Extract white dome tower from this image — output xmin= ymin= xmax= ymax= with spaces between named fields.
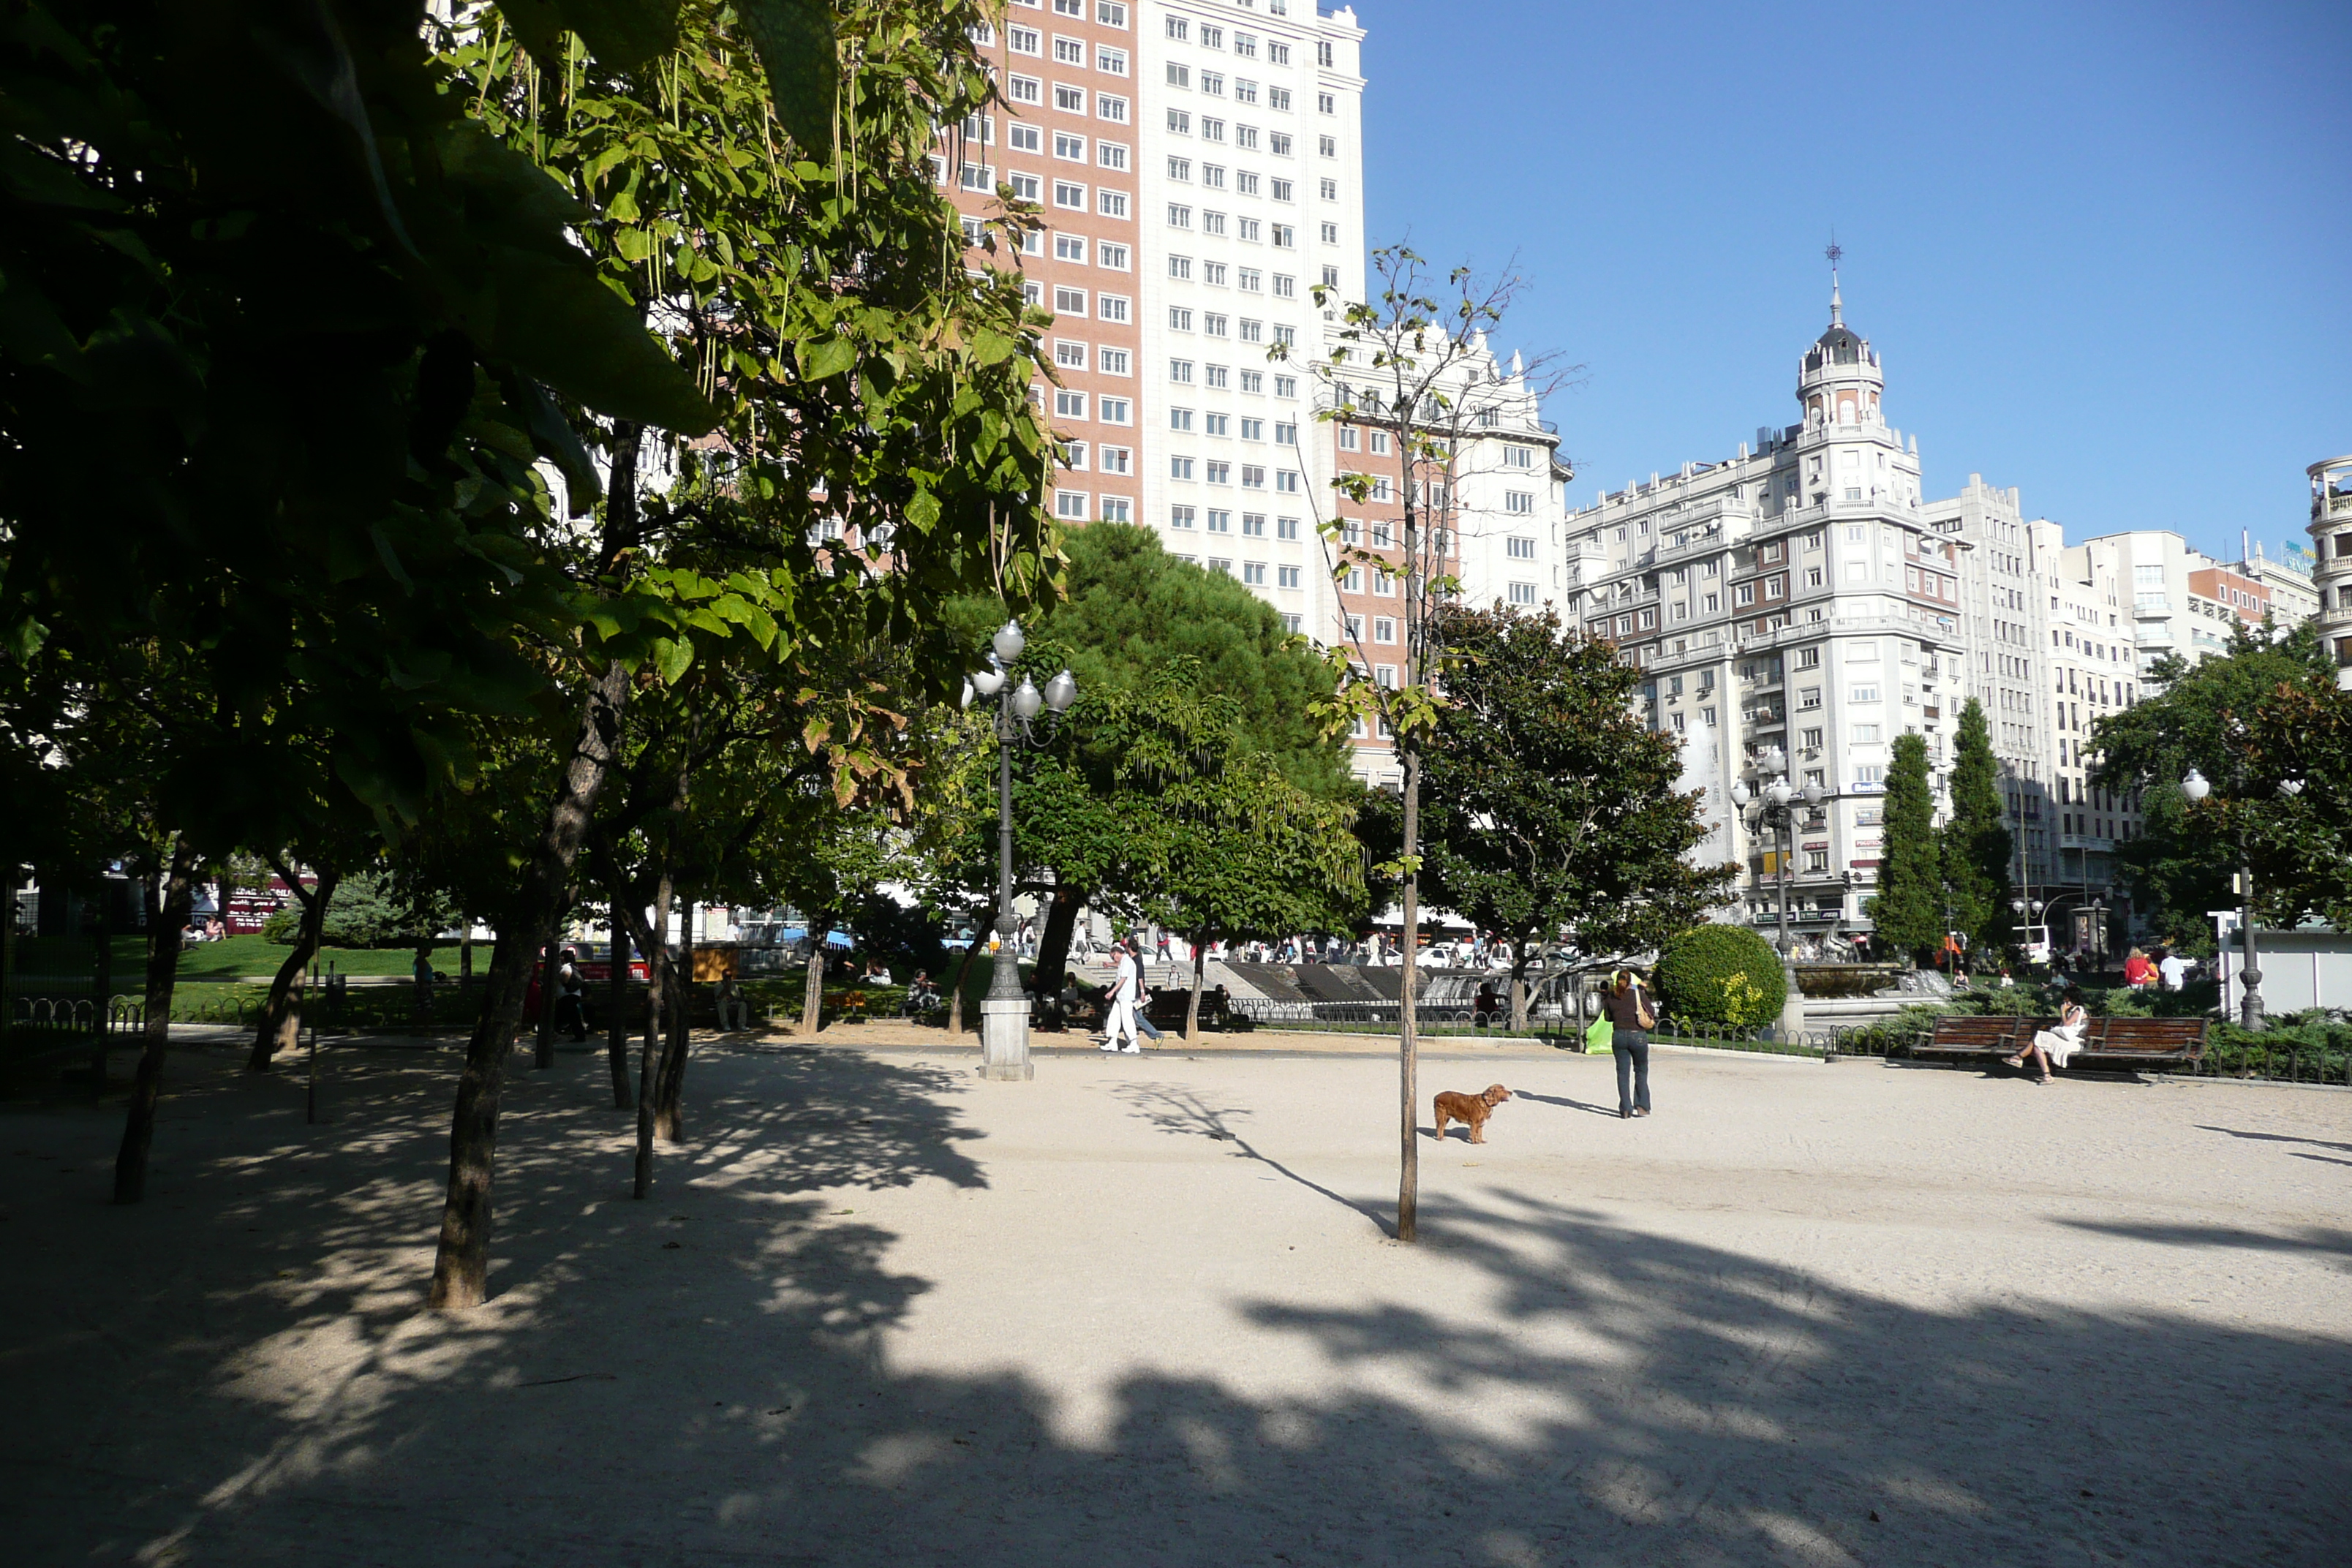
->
xmin=1796 ymin=248 xmax=1884 ymax=433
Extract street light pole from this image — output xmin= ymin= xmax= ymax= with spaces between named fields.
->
xmin=1732 ymin=748 xmax=1823 ymax=1044
xmin=2182 ymin=754 xmax=2299 ymax=1032
xmin=965 ymin=622 xmax=1078 ymax=1080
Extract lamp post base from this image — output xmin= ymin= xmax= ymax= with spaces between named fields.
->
xmin=1777 ymin=961 xmax=1807 ymax=1047
xmin=979 ymin=996 xmax=1033 ymax=1080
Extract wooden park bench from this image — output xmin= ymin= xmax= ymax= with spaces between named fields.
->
xmin=1145 ymin=987 xmax=1254 ymax=1033
xmin=1910 ymin=1013 xmax=2207 ymax=1072
xmin=1907 ymin=1014 xmax=2027 ymax=1063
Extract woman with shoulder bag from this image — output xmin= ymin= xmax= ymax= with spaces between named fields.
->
xmin=1605 ymin=968 xmax=1656 ymax=1120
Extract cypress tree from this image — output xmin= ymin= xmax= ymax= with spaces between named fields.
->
xmin=1870 ymin=732 xmax=1942 ymax=965
xmin=1939 ymin=699 xmax=2015 ymax=964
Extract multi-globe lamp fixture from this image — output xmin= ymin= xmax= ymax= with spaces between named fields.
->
xmin=965 ymin=620 xmax=1077 ymax=1079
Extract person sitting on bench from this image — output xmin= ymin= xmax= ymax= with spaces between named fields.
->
xmin=2008 ymin=987 xmax=2087 ymax=1085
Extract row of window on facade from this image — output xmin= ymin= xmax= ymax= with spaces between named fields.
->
xmin=1161 ymin=7 xmax=1317 ymax=59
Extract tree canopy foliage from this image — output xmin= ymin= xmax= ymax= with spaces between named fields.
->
xmin=1416 ymin=606 xmax=1733 ymax=1025
xmin=2093 ymin=620 xmax=2348 ymax=943
xmin=1868 ymin=732 xmax=1941 ymax=963
xmin=1 ymin=0 xmax=1064 ymax=1304
xmin=930 ymin=527 xmax=1358 ymax=992
xmin=1939 ymin=699 xmax=2014 ymax=964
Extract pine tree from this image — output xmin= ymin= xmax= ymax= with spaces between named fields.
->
xmin=1938 ymin=699 xmax=2015 ymax=964
xmin=1869 ymin=732 xmax=1942 ymax=965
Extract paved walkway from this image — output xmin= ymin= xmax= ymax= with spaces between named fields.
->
xmin=4 ymin=1039 xmax=2347 ymax=1565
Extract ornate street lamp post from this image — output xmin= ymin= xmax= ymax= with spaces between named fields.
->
xmin=964 ymin=621 xmax=1077 ymax=1080
xmin=1731 ymin=745 xmax=1826 ymax=1042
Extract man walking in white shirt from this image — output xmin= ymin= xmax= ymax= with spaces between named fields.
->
xmin=1101 ymin=938 xmax=1143 ymax=1054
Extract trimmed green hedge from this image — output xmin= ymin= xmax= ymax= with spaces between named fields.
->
xmin=1655 ymin=925 xmax=1787 ymax=1028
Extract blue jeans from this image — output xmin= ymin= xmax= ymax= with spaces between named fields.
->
xmin=1613 ymin=1030 xmax=1651 ymax=1114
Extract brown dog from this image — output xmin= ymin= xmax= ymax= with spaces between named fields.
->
xmin=1433 ymin=1084 xmax=1512 ymax=1143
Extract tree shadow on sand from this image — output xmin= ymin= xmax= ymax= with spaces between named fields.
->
xmin=4 ymin=1047 xmax=2348 ymax=1567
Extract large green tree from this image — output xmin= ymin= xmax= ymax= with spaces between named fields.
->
xmin=3 ymin=0 xmax=734 ymax=1205
xmin=1869 ymin=732 xmax=1942 ymax=964
xmin=1938 ymin=698 xmax=2013 ymax=966
xmin=1417 ymin=606 xmax=1735 ymax=1029
xmin=2092 ymin=620 xmax=2339 ymax=950
xmin=415 ymin=0 xmax=1056 ymax=1305
xmin=935 ymin=525 xmax=1354 ymax=995
xmin=1112 ymin=674 xmax=1365 ymax=1041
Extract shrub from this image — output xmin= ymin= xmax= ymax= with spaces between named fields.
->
xmin=261 ymin=872 xmax=448 ymax=949
xmin=1655 ymin=924 xmax=1787 ymax=1028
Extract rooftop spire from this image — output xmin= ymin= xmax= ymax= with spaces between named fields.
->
xmin=1825 ymin=238 xmax=1844 ymax=326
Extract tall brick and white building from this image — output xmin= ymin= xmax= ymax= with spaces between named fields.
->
xmin=949 ymin=0 xmax=1376 ymax=641
xmin=946 ymin=3 xmax=1575 ymax=788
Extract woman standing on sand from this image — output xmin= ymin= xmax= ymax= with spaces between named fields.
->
xmin=1605 ymin=969 xmax=1656 ymax=1120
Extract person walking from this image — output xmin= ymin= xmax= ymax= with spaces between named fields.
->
xmin=554 ymin=948 xmax=589 ymax=1041
xmin=1605 ymin=968 xmax=1657 ymax=1120
xmin=1131 ymin=941 xmax=1164 ymax=1045
xmin=1101 ymin=938 xmax=1143 ymax=1054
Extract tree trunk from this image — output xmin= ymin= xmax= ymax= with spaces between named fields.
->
xmin=249 ymin=867 xmax=336 ymax=1072
xmin=113 ymin=836 xmax=195 ymax=1205
xmin=1185 ymin=933 xmax=1207 ymax=1044
xmin=1030 ymin=882 xmax=1083 ymax=999
xmin=426 ymin=658 xmax=631 ymax=1310
xmin=1398 ymin=748 xmax=1422 ymax=1244
xmin=633 ymin=869 xmax=670 ymax=1198
xmin=606 ymin=898 xmax=634 ymax=1109
xmin=460 ymin=921 xmax=474 ymax=985
xmin=654 ymin=900 xmax=693 ymax=1141
xmin=946 ymin=946 xmax=968 ymax=1033
xmin=801 ymin=931 xmax=826 ymax=1035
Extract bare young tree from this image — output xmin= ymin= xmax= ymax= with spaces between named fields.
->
xmin=1278 ymin=246 xmax=1570 ymax=1243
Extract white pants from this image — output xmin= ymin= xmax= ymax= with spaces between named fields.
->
xmin=1107 ymin=996 xmax=1139 ymax=1047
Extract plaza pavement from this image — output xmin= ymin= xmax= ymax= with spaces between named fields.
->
xmin=3 ymin=1031 xmax=2347 ymax=1566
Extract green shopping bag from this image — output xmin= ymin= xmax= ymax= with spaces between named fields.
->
xmin=1584 ymin=1016 xmax=1614 ymax=1055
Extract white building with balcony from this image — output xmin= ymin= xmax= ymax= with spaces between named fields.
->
xmin=2310 ymin=453 xmax=2352 ymax=687
xmin=1561 ymin=276 xmax=1969 ymax=942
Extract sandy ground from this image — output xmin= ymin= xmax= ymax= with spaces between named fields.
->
xmin=3 ymin=1033 xmax=2348 ymax=1567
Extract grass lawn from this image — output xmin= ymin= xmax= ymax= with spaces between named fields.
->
xmin=174 ymin=935 xmax=470 ymax=980
xmin=10 ymin=934 xmax=472 ymax=983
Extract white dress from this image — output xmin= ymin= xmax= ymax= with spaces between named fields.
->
xmin=2032 ymin=1009 xmax=2087 ymax=1068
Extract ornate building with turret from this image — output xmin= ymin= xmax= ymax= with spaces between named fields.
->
xmin=1561 ymin=274 xmax=2022 ymax=949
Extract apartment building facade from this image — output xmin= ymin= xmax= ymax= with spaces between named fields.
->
xmin=1923 ymin=475 xmax=2052 ymax=893
xmin=2312 ymin=453 xmax=2352 ymax=687
xmin=1321 ymin=337 xmax=1572 ymax=785
xmin=947 ymin=0 xmax=1376 ymax=647
xmin=2032 ymin=527 xmax=2136 ymax=938
xmin=2304 ymin=446 xmax=2342 ymax=682
xmin=2233 ymin=538 xmax=2319 ymax=626
xmin=1561 ymin=282 xmax=1967 ymax=939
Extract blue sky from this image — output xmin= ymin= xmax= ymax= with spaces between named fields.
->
xmin=1354 ymin=0 xmax=2352 ymax=565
